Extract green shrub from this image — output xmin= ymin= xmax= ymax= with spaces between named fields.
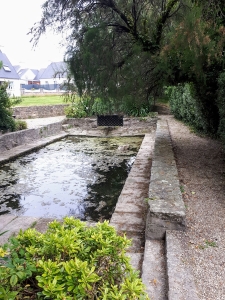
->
xmin=91 ymin=97 xmax=115 ymax=115
xmin=166 ymin=83 xmax=205 ymax=131
xmin=14 ymin=120 xmax=27 ymax=131
xmin=65 ymin=102 xmax=87 ymax=118
xmin=0 ymin=83 xmax=16 ymax=131
xmin=0 ymin=217 xmax=149 ymax=299
xmin=217 ymin=72 xmax=225 ymax=143
xmin=120 ymin=96 xmax=153 ymax=117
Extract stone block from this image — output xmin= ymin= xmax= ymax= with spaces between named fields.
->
xmin=145 ymin=214 xmax=185 ymax=240
xmin=0 ymin=214 xmax=16 ymax=231
xmin=0 ymin=216 xmax=38 ymax=245
xmin=142 ymin=239 xmax=167 ymax=300
xmin=166 ymin=230 xmax=199 ymax=300
xmin=145 ymin=119 xmax=186 ymax=240
xmin=127 ymin=252 xmax=143 ymax=271
xmin=110 ymin=212 xmax=145 ymax=227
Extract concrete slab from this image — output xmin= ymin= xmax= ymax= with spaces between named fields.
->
xmin=115 ymin=202 xmax=146 ymax=213
xmin=34 ymin=218 xmax=58 ymax=233
xmin=142 ymin=239 xmax=167 ymax=300
xmin=110 ymin=222 xmax=144 ymax=233
xmin=166 ymin=230 xmax=199 ymax=300
xmin=110 ymin=212 xmax=145 ymax=226
xmin=128 ymin=165 xmax=152 ymax=178
xmin=123 ymin=179 xmax=150 ymax=191
xmin=127 ymin=252 xmax=143 ymax=272
xmin=0 ymin=214 xmax=16 ymax=231
xmin=0 ymin=216 xmax=38 ymax=245
xmin=126 ymin=176 xmax=150 ymax=185
xmin=145 ymin=119 xmax=186 ymax=240
xmin=118 ymin=188 xmax=148 ymax=199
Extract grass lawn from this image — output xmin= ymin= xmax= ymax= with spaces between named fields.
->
xmin=15 ymin=95 xmax=66 ymax=107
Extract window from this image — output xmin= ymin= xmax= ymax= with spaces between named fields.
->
xmin=3 ymin=65 xmax=11 ymax=72
xmin=8 ymin=82 xmax=13 ymax=89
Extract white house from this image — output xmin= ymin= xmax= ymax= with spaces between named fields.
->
xmin=0 ymin=51 xmax=21 ymax=97
xmin=16 ymin=67 xmax=39 ymax=85
xmin=35 ymin=62 xmax=68 ymax=87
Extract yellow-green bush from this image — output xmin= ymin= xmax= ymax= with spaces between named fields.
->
xmin=0 ymin=217 xmax=149 ymax=299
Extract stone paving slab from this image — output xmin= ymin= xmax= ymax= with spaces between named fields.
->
xmin=124 ymin=177 xmax=149 ymax=190
xmin=127 ymin=252 xmax=143 ymax=271
xmin=114 ymin=202 xmax=145 ymax=213
xmin=111 ymin=223 xmax=144 ymax=233
xmin=166 ymin=230 xmax=199 ymax=300
xmin=118 ymin=188 xmax=148 ymax=199
xmin=0 ymin=216 xmax=38 ymax=245
xmin=110 ymin=212 xmax=146 ymax=226
xmin=0 ymin=214 xmax=16 ymax=231
xmin=142 ymin=239 xmax=167 ymax=300
xmin=128 ymin=164 xmax=152 ymax=178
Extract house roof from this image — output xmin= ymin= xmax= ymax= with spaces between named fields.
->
xmin=35 ymin=62 xmax=67 ymax=80
xmin=31 ymin=69 xmax=39 ymax=77
xmin=13 ymin=65 xmax=21 ymax=72
xmin=17 ymin=68 xmax=39 ymax=80
xmin=0 ymin=51 xmax=20 ymax=80
xmin=18 ymin=68 xmax=28 ymax=77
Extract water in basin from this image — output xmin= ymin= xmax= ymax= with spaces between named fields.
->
xmin=0 ymin=136 xmax=142 ymax=221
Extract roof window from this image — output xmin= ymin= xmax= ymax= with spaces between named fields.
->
xmin=3 ymin=65 xmax=11 ymax=72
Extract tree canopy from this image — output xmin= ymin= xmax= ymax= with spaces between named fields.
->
xmin=31 ymin=0 xmax=225 ymax=133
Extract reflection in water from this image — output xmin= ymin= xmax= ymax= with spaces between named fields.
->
xmin=0 ymin=136 xmax=142 ymax=221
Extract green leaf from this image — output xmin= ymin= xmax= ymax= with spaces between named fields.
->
xmin=10 ymin=274 xmax=18 ymax=287
xmin=0 ymin=230 xmax=8 ymax=236
xmin=16 ymin=271 xmax=25 ymax=279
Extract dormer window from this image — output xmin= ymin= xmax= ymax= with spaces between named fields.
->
xmin=3 ymin=65 xmax=11 ymax=72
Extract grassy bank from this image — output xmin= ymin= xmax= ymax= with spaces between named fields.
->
xmin=15 ymin=95 xmax=65 ymax=106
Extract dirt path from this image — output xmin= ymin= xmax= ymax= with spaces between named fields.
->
xmin=163 ymin=115 xmax=225 ymax=300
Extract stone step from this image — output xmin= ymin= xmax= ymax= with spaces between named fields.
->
xmin=166 ymin=230 xmax=199 ymax=300
xmin=142 ymin=239 xmax=167 ymax=300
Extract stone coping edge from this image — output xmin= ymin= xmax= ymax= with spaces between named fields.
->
xmin=145 ymin=118 xmax=186 ymax=240
xmin=0 ymin=121 xmax=64 ymax=153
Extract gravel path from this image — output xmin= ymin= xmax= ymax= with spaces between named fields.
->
xmin=164 ymin=115 xmax=225 ymax=300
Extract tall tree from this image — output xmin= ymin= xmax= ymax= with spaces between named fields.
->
xmin=31 ymin=0 xmax=225 ymax=132
xmin=30 ymin=0 xmax=188 ymax=112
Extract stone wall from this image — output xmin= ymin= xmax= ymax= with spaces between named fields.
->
xmin=145 ymin=118 xmax=186 ymax=240
xmin=13 ymin=105 xmax=69 ymax=119
xmin=65 ymin=116 xmax=158 ymax=129
xmin=0 ymin=122 xmax=64 ymax=152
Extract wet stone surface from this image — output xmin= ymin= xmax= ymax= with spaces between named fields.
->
xmin=0 ymin=136 xmax=143 ymax=221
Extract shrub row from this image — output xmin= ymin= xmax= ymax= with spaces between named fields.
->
xmin=165 ymin=80 xmax=225 ymax=140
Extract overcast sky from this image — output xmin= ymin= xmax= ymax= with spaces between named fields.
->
xmin=0 ymin=0 xmax=66 ymax=69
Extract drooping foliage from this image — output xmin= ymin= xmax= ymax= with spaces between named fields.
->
xmin=31 ymin=0 xmax=225 ymax=136
xmin=30 ymin=0 xmax=186 ymax=116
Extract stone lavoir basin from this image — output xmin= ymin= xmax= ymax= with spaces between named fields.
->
xmin=0 ymin=135 xmax=143 ymax=221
